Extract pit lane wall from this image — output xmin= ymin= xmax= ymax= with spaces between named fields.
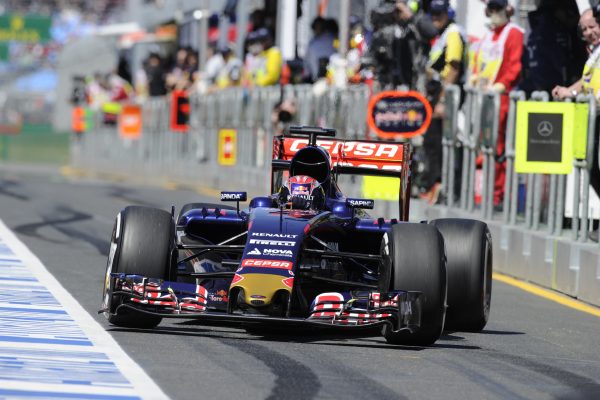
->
xmin=69 ymin=84 xmax=600 ymax=309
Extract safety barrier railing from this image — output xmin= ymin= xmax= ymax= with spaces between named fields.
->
xmin=71 ymin=85 xmax=372 ymax=193
xmin=442 ymin=84 xmax=598 ymax=243
xmin=445 ymin=85 xmax=500 ymax=220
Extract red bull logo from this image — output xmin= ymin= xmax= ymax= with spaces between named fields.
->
xmin=291 ymin=183 xmax=310 ymax=195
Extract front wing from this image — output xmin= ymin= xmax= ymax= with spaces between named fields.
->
xmin=101 ymin=274 xmax=422 ymax=333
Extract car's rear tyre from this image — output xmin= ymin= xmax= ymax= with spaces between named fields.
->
xmin=103 ymin=206 xmax=176 ymax=329
xmin=430 ymin=219 xmax=492 ymax=332
xmin=380 ymin=223 xmax=447 ymax=346
xmin=177 ymin=202 xmax=236 ymax=225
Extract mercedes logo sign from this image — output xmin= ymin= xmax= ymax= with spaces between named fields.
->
xmin=537 ymin=120 xmax=553 ymax=137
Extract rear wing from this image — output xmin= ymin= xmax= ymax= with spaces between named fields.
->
xmin=271 ymin=134 xmax=413 ymax=221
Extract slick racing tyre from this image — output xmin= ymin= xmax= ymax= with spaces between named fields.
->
xmin=380 ymin=223 xmax=447 ymax=346
xmin=103 ymin=206 xmax=176 ymax=329
xmin=430 ymin=219 xmax=492 ymax=332
xmin=177 ymin=203 xmax=236 ymax=225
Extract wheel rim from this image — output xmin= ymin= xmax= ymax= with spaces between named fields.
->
xmin=102 ymin=214 xmax=120 ymax=318
xmin=482 ymin=238 xmax=492 ymax=321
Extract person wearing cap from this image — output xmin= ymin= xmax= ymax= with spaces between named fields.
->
xmin=428 ymin=0 xmax=466 ymax=86
xmin=248 ymin=28 xmax=283 ymax=87
xmin=470 ymin=0 xmax=524 ymax=208
xmin=419 ymin=0 xmax=467 ymax=203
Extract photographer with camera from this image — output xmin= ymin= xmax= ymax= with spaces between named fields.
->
xmin=419 ymin=0 xmax=467 ymax=203
xmin=362 ymin=0 xmax=437 ymax=89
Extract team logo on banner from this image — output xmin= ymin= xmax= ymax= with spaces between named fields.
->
xmin=367 ymin=91 xmax=432 ymax=139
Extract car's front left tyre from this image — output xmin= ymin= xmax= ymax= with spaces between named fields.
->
xmin=102 ymin=206 xmax=176 ymax=329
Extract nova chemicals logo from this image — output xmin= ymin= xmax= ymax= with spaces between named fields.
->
xmin=263 ymin=249 xmax=293 ymax=257
xmin=247 ymin=248 xmax=261 ymax=255
xmin=242 ymin=259 xmax=293 ymax=270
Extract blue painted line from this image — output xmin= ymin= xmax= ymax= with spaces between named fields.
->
xmin=0 ymin=315 xmax=71 ymax=324
xmin=0 ymin=306 xmax=67 ymax=314
xmin=0 ymin=228 xmax=164 ymax=398
xmin=0 ymin=389 xmax=141 ymax=399
xmin=0 ymin=348 xmax=109 ymax=359
xmin=0 ymin=336 xmax=92 ymax=346
xmin=0 ymin=276 xmax=37 ymax=282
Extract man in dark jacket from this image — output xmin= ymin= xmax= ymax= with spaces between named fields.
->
xmin=520 ymin=0 xmax=587 ymax=95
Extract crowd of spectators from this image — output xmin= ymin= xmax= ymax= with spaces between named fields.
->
xmin=2 ymin=0 xmax=125 ymax=70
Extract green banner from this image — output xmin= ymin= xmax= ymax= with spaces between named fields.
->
xmin=0 ymin=14 xmax=52 ymax=43
xmin=0 ymin=42 xmax=8 ymax=60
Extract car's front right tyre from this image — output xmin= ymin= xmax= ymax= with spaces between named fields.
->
xmin=380 ymin=223 xmax=447 ymax=346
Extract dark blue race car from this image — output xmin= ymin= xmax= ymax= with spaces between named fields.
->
xmin=101 ymin=126 xmax=492 ymax=346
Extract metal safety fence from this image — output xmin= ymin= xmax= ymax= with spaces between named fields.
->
xmin=441 ymin=84 xmax=598 ymax=244
xmin=71 ymin=85 xmax=371 ymax=194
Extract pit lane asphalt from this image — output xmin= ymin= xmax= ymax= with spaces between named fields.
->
xmin=1 ymin=167 xmax=599 ymax=400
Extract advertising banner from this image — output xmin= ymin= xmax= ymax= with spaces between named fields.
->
xmin=119 ymin=105 xmax=142 ymax=139
xmin=515 ymin=101 xmax=588 ymax=174
xmin=218 ymin=129 xmax=237 ymax=166
xmin=367 ymin=91 xmax=432 ymax=140
xmin=0 ymin=14 xmax=52 ymax=42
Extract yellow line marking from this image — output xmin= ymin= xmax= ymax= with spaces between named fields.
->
xmin=196 ymin=186 xmax=222 ymax=198
xmin=493 ymin=272 xmax=600 ymax=318
xmin=162 ymin=181 xmax=179 ymax=191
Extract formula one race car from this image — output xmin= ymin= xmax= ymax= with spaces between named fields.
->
xmin=101 ymin=126 xmax=492 ymax=346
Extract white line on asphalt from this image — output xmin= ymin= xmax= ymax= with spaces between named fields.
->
xmin=0 ymin=219 xmax=169 ymax=399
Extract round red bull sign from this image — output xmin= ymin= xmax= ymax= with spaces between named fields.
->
xmin=367 ymin=90 xmax=432 ymax=140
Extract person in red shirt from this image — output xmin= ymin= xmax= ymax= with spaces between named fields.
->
xmin=470 ymin=0 xmax=524 ymax=207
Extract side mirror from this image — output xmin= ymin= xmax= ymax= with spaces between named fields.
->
xmin=346 ymin=198 xmax=375 ymax=209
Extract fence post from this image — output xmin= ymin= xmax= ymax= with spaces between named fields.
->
xmin=505 ymin=91 xmax=525 ymax=225
xmin=576 ymin=94 xmax=597 ymax=242
xmin=479 ymin=91 xmax=500 ymax=219
xmin=441 ymin=85 xmax=460 ymax=207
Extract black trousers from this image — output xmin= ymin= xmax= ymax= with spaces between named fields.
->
xmin=421 ymin=117 xmax=443 ymax=191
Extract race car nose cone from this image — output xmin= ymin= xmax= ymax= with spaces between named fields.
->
xmin=230 ymin=273 xmax=292 ymax=306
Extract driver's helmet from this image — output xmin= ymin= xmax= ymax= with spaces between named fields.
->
xmin=278 ymin=175 xmax=326 ymax=210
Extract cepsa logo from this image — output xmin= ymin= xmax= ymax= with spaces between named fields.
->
xmin=284 ymin=139 xmax=403 ymax=171
xmin=288 ymin=139 xmax=401 ymax=158
xmin=242 ymin=259 xmax=293 ymax=270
